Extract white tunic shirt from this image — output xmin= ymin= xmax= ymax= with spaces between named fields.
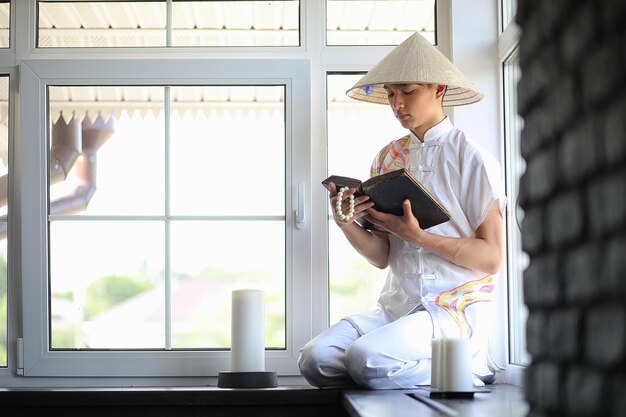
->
xmin=357 ymin=117 xmax=506 ymax=374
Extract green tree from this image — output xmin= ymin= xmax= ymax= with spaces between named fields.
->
xmin=84 ymin=274 xmax=154 ymax=320
xmin=330 ymin=259 xmax=384 ymax=324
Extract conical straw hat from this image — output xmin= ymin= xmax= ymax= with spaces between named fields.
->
xmin=346 ymin=32 xmax=484 ymax=107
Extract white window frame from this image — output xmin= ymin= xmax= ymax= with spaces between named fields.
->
xmin=0 ymin=0 xmax=15 ymax=374
xmin=503 ymin=47 xmax=528 ymax=368
xmin=0 ymin=0 xmax=520 ymax=386
xmin=18 ymin=58 xmax=311 ymax=377
xmin=0 ymin=71 xmax=14 ymax=372
xmin=498 ymin=0 xmax=525 ymax=386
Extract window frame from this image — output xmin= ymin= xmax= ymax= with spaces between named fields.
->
xmin=498 ymin=0 xmax=525 ymax=385
xmin=0 ymin=71 xmax=13 ymax=370
xmin=18 ymin=58 xmax=312 ymax=377
xmin=0 ymin=0 xmax=520 ymax=385
xmin=35 ymin=0 xmax=302 ymax=49
xmin=502 ymin=47 xmax=529 ymax=369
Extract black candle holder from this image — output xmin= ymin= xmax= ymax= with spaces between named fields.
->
xmin=217 ymin=371 xmax=278 ymax=388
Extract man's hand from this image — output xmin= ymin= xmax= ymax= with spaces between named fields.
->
xmin=327 ymin=182 xmax=390 ymax=269
xmin=365 ymin=199 xmax=424 ymax=241
xmin=329 ymin=182 xmax=375 ymax=228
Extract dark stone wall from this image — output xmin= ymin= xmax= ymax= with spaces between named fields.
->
xmin=517 ymin=0 xmax=626 ymax=416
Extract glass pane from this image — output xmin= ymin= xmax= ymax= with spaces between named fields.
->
xmin=502 ymin=0 xmax=517 ymax=31
xmin=0 ymin=1 xmax=9 ymax=48
xmin=48 ymin=86 xmax=165 ymax=216
xmin=503 ymin=49 xmax=529 ymax=365
xmin=170 ymin=221 xmax=285 ymax=349
xmin=329 ymin=226 xmax=385 ymax=324
xmin=47 ymin=82 xmax=289 ymax=351
xmin=0 ymin=75 xmax=8 ymax=367
xmin=38 ymin=1 xmax=166 ymax=48
xmin=327 ymin=73 xmax=406 ymax=323
xmin=326 ymin=0 xmax=436 ymax=46
xmin=37 ymin=1 xmax=300 ymax=48
xmin=0 ymin=241 xmax=6 ymax=367
xmin=171 ymin=1 xmax=299 ymax=47
xmin=170 ymin=86 xmax=285 ymax=216
xmin=0 ymin=74 xmax=7 ymax=217
xmin=49 ymin=221 xmax=166 ymax=349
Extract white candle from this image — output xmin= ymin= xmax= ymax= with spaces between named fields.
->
xmin=230 ymin=289 xmax=265 ymax=373
xmin=441 ymin=338 xmax=473 ymax=392
xmin=430 ymin=338 xmax=443 ymax=390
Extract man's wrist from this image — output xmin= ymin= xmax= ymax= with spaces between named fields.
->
xmin=408 ymin=227 xmax=427 ymax=247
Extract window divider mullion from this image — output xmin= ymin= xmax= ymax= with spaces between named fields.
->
xmin=164 ymin=85 xmax=172 ymax=350
xmin=166 ymin=0 xmax=173 ymax=48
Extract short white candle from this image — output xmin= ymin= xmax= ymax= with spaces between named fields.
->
xmin=430 ymin=338 xmax=443 ymax=390
xmin=230 ymin=289 xmax=265 ymax=373
xmin=441 ymin=338 xmax=473 ymax=392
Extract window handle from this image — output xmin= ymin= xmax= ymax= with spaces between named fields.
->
xmin=295 ymin=182 xmax=306 ymax=229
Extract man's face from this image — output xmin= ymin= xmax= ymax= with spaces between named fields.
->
xmin=383 ymin=83 xmax=444 ymax=133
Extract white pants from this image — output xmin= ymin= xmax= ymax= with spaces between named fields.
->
xmin=298 ymin=309 xmax=434 ymax=389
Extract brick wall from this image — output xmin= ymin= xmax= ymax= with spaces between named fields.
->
xmin=517 ymin=0 xmax=626 ymax=416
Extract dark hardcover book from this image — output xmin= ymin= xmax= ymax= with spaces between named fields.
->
xmin=322 ymin=168 xmax=451 ymax=230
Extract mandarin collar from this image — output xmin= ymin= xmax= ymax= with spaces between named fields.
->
xmin=410 ymin=117 xmax=453 ymax=145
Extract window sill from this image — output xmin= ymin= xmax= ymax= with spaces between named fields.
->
xmin=0 ymin=385 xmax=346 ymax=416
xmin=0 ymin=383 xmax=528 ymax=417
xmin=344 ymin=383 xmax=528 ymax=417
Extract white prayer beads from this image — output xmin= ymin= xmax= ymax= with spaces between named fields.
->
xmin=335 ymin=187 xmax=355 ymax=220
